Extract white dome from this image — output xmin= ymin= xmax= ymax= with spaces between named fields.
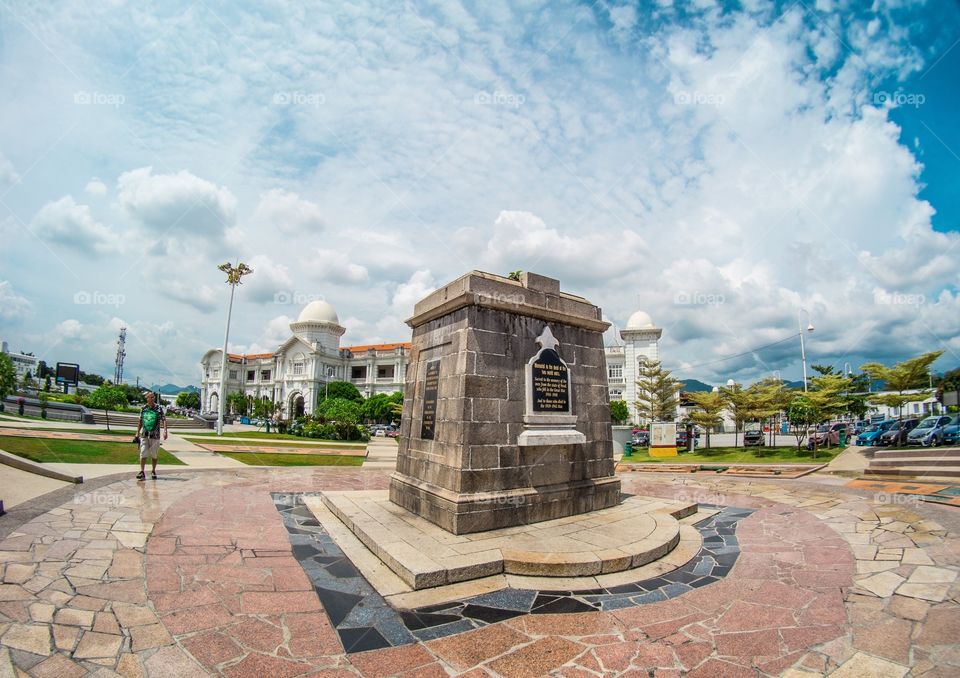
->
xmin=296 ymin=300 xmax=340 ymax=325
xmin=626 ymin=310 xmax=655 ymax=330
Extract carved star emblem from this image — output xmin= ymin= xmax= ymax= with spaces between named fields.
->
xmin=535 ymin=325 xmax=559 ymax=352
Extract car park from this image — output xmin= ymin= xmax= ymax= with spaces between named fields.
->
xmin=857 ymin=419 xmax=896 ymax=446
xmin=878 ymin=418 xmax=920 ymax=447
xmin=808 ymin=422 xmax=849 ymax=448
xmin=906 ymin=415 xmax=954 ymax=447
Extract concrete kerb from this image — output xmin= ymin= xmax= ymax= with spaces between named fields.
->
xmin=0 ymin=448 xmax=83 ymax=483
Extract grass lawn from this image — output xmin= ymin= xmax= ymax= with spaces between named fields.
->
xmin=622 ymin=445 xmax=838 ymax=465
xmin=185 ymin=432 xmax=368 ymax=446
xmin=0 ymin=435 xmax=184 ymax=465
xmin=0 ymin=427 xmax=133 ymax=436
xmin=219 ymin=452 xmax=365 ymax=466
xmin=184 ymin=437 xmax=368 ymax=450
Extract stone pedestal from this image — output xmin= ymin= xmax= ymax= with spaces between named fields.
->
xmin=389 ymin=271 xmax=621 ymax=534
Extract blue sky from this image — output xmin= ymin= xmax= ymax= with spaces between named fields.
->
xmin=1 ymin=0 xmax=959 ymax=387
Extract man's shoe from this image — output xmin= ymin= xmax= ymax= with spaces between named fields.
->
xmin=151 ymin=473 xmax=158 ymax=480
xmin=136 ymin=472 xmax=145 ymax=481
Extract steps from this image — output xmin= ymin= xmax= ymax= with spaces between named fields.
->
xmin=88 ymin=411 xmax=206 ymax=430
xmin=865 ymin=446 xmax=960 ymax=479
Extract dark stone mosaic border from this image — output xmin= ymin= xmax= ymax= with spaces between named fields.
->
xmin=273 ymin=494 xmax=753 ymax=653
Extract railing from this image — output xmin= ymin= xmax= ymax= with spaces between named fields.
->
xmin=375 ymin=377 xmax=397 ymax=383
xmin=607 ymin=377 xmax=625 ymax=384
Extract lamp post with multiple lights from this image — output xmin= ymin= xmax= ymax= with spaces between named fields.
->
xmin=216 ymin=262 xmax=253 ymax=436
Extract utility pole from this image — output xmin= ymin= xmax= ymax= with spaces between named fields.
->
xmin=114 ymin=327 xmax=126 ymax=385
xmin=216 ymin=262 xmax=253 ymax=435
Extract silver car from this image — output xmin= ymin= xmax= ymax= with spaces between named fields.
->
xmin=906 ymin=415 xmax=953 ymax=447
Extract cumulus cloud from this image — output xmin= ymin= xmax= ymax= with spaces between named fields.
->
xmin=84 ymin=178 xmax=108 ymax=196
xmin=0 ymin=281 xmax=32 ymax=321
xmin=166 ymin=281 xmax=221 ymax=314
xmin=0 ymin=152 xmax=19 ymax=187
xmin=29 ymin=196 xmax=117 ymax=254
xmin=392 ymin=270 xmax=436 ymax=317
xmin=117 ymin=167 xmax=237 ymax=237
xmin=252 ymin=189 xmax=324 ymax=234
xmin=312 ymin=248 xmax=369 ymax=284
xmin=242 ymin=254 xmax=295 ymax=305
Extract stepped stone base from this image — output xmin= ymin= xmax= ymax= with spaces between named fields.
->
xmin=317 ymin=489 xmax=696 ymax=590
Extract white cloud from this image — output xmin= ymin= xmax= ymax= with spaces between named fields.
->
xmin=313 ymin=248 xmax=369 ymax=284
xmin=242 ymin=254 xmax=295 ymax=304
xmin=0 ymin=152 xmax=19 ymax=187
xmin=392 ymin=270 xmax=435 ymax=317
xmin=0 ymin=281 xmax=32 ymax=321
xmin=252 ymin=189 xmax=324 ymax=234
xmin=56 ymin=319 xmax=84 ymax=339
xmin=84 ymin=178 xmax=108 ymax=196
xmin=29 ymin=196 xmax=117 ymax=254
xmin=117 ymin=167 xmax=237 ymax=237
xmin=166 ymin=281 xmax=220 ymax=313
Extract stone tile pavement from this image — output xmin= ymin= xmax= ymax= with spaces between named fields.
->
xmin=0 ymin=467 xmax=957 ymax=676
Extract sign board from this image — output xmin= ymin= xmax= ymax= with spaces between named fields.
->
xmin=650 ymin=422 xmax=677 ymax=447
xmin=531 ymin=348 xmax=570 ymax=413
xmin=419 ymin=359 xmax=440 ymax=440
xmin=55 ymin=362 xmax=80 ymax=386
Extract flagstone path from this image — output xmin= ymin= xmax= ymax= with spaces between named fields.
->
xmin=0 ymin=468 xmax=958 ymax=676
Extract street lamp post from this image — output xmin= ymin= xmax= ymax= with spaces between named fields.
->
xmin=325 ymin=366 xmax=335 ymax=401
xmin=216 ymin=262 xmax=253 ymax=436
xmin=798 ymin=309 xmax=814 ymax=393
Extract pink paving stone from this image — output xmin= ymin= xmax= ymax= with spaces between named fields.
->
xmin=75 ymin=580 xmax=146 ymax=604
xmin=590 ymin=641 xmax=637 ymax=672
xmin=28 ymin=653 xmax=87 ymax=678
xmin=792 ymin=570 xmax=854 ymax=588
xmin=151 ymin=587 xmax=222 ymax=612
xmin=230 ymin=616 xmax=285 ymax=652
xmin=181 ymin=631 xmax=245 ymax=669
xmin=487 ymin=637 xmax=587 ymax=678
xmin=194 ymin=564 xmax=274 ymax=586
xmin=641 ymin=613 xmax=709 ymax=641
xmin=142 ymin=645 xmax=209 ymax=678
xmin=713 ymin=629 xmax=781 ymax=657
xmin=147 ymin=537 xmax=178 ymax=555
xmin=241 ymin=591 xmax=321 ymax=614
xmin=632 ymin=642 xmax=678 ymax=669
xmin=674 ymin=641 xmax=713 ymax=670
xmin=427 ymin=623 xmax=531 ymax=672
xmin=852 ymin=617 xmax=914 ymax=664
xmin=685 ymin=658 xmax=757 ymax=678
xmin=611 ymin=600 xmax=701 ymax=629
xmin=741 ymin=580 xmax=818 ymax=609
xmin=780 ymin=624 xmax=845 ymax=652
xmin=348 ymin=643 xmax=438 ymax=677
xmin=271 ymin=566 xmax=314 ymax=591
xmin=160 ymin=603 xmax=233 ymax=635
xmin=221 ymin=652 xmax=312 ymax=678
xmin=915 ymin=607 xmax=960 ymax=647
xmin=285 ymin=613 xmax=343 ymax=658
xmin=757 ymin=650 xmax=805 ymax=675
xmin=715 ymin=601 xmax=797 ymax=632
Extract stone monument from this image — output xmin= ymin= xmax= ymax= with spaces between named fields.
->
xmin=389 ymin=270 xmax=621 ymax=534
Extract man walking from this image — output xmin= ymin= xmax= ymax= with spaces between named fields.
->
xmin=136 ymin=391 xmax=167 ymax=480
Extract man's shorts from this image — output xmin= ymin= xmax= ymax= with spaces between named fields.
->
xmin=139 ymin=437 xmax=161 ymax=460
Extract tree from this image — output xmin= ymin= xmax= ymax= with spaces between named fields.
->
xmin=252 ymin=398 xmax=277 ymax=420
xmin=79 ymin=371 xmax=105 ymax=386
xmin=935 ymin=367 xmax=960 ymax=396
xmin=789 ymin=375 xmax=850 ymax=456
xmin=0 ymin=353 xmax=16 ymax=410
xmin=36 ymin=360 xmax=53 ymax=379
xmin=634 ymin=358 xmax=681 ymax=425
xmin=320 ymin=381 xmax=363 ymax=403
xmin=85 ymin=385 xmax=128 ymax=431
xmin=719 ymin=382 xmax=751 ymax=447
xmin=861 ymin=351 xmax=944 ymax=422
xmin=176 ymin=391 xmax=201 ymax=409
xmin=364 ymin=393 xmax=394 ymax=423
xmin=811 ymin=364 xmax=837 ymax=376
xmin=315 ymin=397 xmax=363 ymax=439
xmin=226 ymin=392 xmax=248 ymax=416
xmin=685 ymin=390 xmax=725 ymax=448
xmin=389 ymin=391 xmax=404 ymax=422
xmin=609 ymin=400 xmax=630 ymax=424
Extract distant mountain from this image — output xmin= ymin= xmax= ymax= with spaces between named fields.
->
xmin=150 ymin=383 xmax=200 ymax=395
xmin=681 ymin=379 xmax=714 ymax=392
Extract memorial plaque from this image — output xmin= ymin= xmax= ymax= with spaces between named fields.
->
xmin=531 ymin=349 xmax=570 ymax=413
xmin=419 ymin=359 xmax=440 ymax=440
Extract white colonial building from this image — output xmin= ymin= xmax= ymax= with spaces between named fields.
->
xmin=603 ymin=310 xmax=664 ymax=422
xmin=1 ymin=341 xmax=37 ymax=382
xmin=200 ymin=300 xmax=409 ymax=419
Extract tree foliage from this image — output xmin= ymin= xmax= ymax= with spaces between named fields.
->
xmin=320 ymin=381 xmax=364 ymax=403
xmin=85 ymin=385 xmax=128 ymax=431
xmin=685 ymin=390 xmax=725 ymax=448
xmin=861 ymin=351 xmax=944 ymax=420
xmin=226 ymin=392 xmax=248 ymax=415
xmin=364 ymin=393 xmax=395 ymax=422
xmin=0 ymin=354 xmax=16 ymax=403
xmin=609 ymin=400 xmax=630 ymax=424
xmin=176 ymin=391 xmax=201 ymax=409
xmin=634 ymin=358 xmax=681 ymax=424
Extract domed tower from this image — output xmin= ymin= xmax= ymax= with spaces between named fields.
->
xmin=289 ymin=300 xmax=345 ymax=351
xmin=620 ymin=310 xmax=663 ymax=421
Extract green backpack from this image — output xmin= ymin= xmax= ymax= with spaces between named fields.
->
xmin=142 ymin=408 xmax=159 ymax=433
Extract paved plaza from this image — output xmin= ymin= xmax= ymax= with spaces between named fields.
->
xmin=2 ymin=462 xmax=959 ymax=677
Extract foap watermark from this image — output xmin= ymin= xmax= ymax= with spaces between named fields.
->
xmin=73 ymin=490 xmax=125 ymax=508
xmin=676 ymin=489 xmax=727 ymax=505
xmin=73 ymin=290 xmax=125 ymax=308
xmin=674 ymin=90 xmax=724 ymax=107
xmin=273 ymin=290 xmax=326 ymax=306
xmin=874 ymin=90 xmax=925 ymax=109
xmin=477 ymin=290 xmax=526 ymax=308
xmin=674 ymin=291 xmax=725 ymax=306
xmin=874 ymin=492 xmax=921 ymax=508
xmin=474 ymin=494 xmax=527 ymax=508
xmin=273 ymin=90 xmax=325 ymax=107
xmin=74 ymin=91 xmax=125 ymax=107
xmin=474 ymin=90 xmax=525 ymax=108
xmin=874 ymin=290 xmax=925 ymax=307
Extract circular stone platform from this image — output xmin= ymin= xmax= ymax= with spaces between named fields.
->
xmin=314 ymin=491 xmax=698 ymax=588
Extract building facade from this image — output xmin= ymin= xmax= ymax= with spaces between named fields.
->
xmin=603 ymin=310 xmax=664 ymax=423
xmin=199 ymin=301 xmax=409 ymax=419
xmin=1 ymin=341 xmax=37 ymax=382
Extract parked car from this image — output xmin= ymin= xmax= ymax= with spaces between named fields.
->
xmin=853 ymin=421 xmax=867 ymax=436
xmin=808 ymin=422 xmax=849 ymax=448
xmin=878 ymin=418 xmax=921 ymax=447
xmin=942 ymin=416 xmax=960 ymax=446
xmin=856 ymin=419 xmax=897 ymax=446
xmin=631 ymin=430 xmax=650 ymax=447
xmin=906 ymin=415 xmax=954 ymax=447
xmin=676 ymin=429 xmax=699 ymax=448
xmin=743 ymin=428 xmax=766 ymax=447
